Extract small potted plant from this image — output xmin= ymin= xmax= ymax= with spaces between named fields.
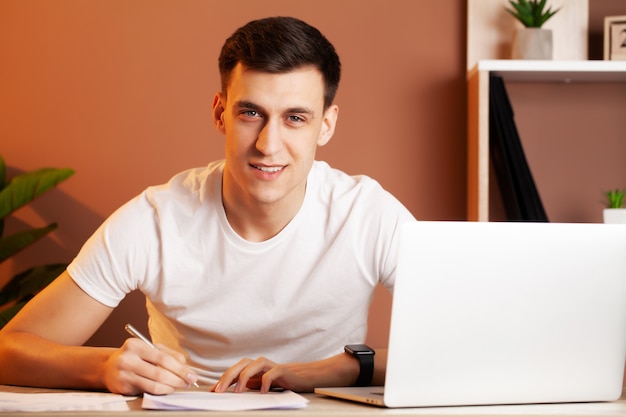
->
xmin=506 ymin=0 xmax=560 ymax=60
xmin=603 ymin=189 xmax=626 ymax=224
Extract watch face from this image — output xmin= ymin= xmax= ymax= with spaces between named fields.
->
xmin=345 ymin=344 xmax=375 ymax=355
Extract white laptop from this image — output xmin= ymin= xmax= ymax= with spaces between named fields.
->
xmin=316 ymin=221 xmax=626 ymax=408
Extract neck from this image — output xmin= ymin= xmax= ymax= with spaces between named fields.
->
xmin=222 ymin=178 xmax=305 ymax=243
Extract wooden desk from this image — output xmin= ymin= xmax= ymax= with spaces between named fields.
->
xmin=3 ymin=385 xmax=626 ymax=416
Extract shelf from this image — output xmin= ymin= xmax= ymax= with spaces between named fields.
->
xmin=466 ymin=60 xmax=626 ymax=221
xmin=469 ymin=60 xmax=626 ymax=83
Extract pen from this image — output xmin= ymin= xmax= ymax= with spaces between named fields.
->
xmin=124 ymin=323 xmax=200 ymax=388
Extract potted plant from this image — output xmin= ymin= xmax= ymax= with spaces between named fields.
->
xmin=0 ymin=155 xmax=74 ymax=328
xmin=506 ymin=0 xmax=560 ymax=60
xmin=603 ymin=189 xmax=626 ymax=224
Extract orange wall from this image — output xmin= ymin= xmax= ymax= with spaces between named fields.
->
xmin=0 ymin=0 xmax=467 ymax=347
xmin=501 ymin=82 xmax=626 ymax=223
xmin=2 ymin=0 xmax=625 ymax=352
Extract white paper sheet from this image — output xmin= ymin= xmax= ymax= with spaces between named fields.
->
xmin=0 ymin=391 xmax=131 ymax=412
xmin=142 ymin=390 xmax=309 ymax=411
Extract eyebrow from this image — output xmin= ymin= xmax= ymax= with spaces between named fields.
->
xmin=234 ymin=100 xmax=263 ymax=111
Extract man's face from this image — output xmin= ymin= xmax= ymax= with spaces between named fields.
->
xmin=213 ymin=63 xmax=338 ymax=211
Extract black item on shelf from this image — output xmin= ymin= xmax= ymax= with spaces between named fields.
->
xmin=489 ymin=74 xmax=548 ymax=222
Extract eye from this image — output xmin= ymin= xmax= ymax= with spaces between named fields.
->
xmin=287 ymin=115 xmax=305 ymax=123
xmin=238 ymin=109 xmax=264 ymax=122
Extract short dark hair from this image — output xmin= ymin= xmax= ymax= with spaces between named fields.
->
xmin=218 ymin=16 xmax=341 ymax=109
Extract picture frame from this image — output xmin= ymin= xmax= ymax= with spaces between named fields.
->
xmin=604 ymin=15 xmax=626 ymax=60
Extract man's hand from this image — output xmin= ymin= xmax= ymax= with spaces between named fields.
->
xmin=0 ymin=271 xmax=200 ymax=396
xmin=211 ymin=353 xmax=360 ymax=393
xmin=102 ymin=338 xmax=199 ymax=395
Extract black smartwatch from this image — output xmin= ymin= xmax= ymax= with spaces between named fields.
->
xmin=344 ymin=344 xmax=375 ymax=386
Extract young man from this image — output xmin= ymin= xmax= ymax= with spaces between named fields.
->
xmin=0 ymin=16 xmax=415 ymax=395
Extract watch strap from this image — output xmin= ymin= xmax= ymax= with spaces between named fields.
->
xmin=344 ymin=344 xmax=375 ymax=387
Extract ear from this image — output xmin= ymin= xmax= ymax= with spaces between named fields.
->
xmin=212 ymin=93 xmax=226 ymax=134
xmin=317 ymin=104 xmax=339 ymax=147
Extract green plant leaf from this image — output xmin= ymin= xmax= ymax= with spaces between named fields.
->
xmin=606 ymin=189 xmax=626 ymax=209
xmin=0 ymin=167 xmax=74 ymax=220
xmin=536 ymin=7 xmax=559 ymax=27
xmin=506 ymin=0 xmax=533 ymax=27
xmin=0 ymin=157 xmax=74 ymax=329
xmin=0 ymin=155 xmax=6 ymax=191
xmin=533 ymin=0 xmax=547 ymax=22
xmin=506 ymin=0 xmax=559 ymax=28
xmin=0 ymin=223 xmax=57 ymax=262
xmin=0 ymin=263 xmax=66 ymax=307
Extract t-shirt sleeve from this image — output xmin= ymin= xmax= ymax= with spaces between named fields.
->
xmin=374 ymin=190 xmax=416 ymax=294
xmin=67 ymin=192 xmax=161 ymax=308
xmin=344 ymin=173 xmax=416 ymax=294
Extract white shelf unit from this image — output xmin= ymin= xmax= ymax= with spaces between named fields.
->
xmin=467 ymin=59 xmax=626 ymax=222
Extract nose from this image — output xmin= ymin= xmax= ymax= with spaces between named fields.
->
xmin=255 ymin=118 xmax=282 ymax=155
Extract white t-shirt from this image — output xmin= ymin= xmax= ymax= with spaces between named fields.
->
xmin=68 ymin=160 xmax=415 ymax=383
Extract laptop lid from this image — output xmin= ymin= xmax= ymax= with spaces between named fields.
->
xmin=316 ymin=221 xmax=626 ymax=408
xmin=384 ymin=221 xmax=626 ymax=407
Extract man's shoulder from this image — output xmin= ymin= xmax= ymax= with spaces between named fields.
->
xmin=148 ymin=160 xmax=224 ymax=195
xmin=310 ymin=160 xmax=382 ymax=192
xmin=136 ymin=160 xmax=224 ymax=215
xmin=309 ymin=161 xmax=414 ymax=217
xmin=172 ymin=160 xmax=223 ymax=186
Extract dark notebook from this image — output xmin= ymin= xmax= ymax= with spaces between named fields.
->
xmin=489 ymin=74 xmax=548 ymax=221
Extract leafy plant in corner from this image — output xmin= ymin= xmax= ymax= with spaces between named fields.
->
xmin=506 ymin=0 xmax=560 ymax=28
xmin=605 ymin=189 xmax=626 ymax=209
xmin=0 ymin=155 xmax=74 ymax=328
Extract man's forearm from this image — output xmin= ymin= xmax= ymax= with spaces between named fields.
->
xmin=372 ymin=348 xmax=387 ymax=386
xmin=0 ymin=331 xmax=113 ymax=389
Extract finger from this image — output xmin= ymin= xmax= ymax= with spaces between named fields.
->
xmin=119 ymin=370 xmax=178 ymax=396
xmin=233 ymin=357 xmax=276 ymax=393
xmin=125 ymin=338 xmax=198 ymax=389
xmin=154 ymin=343 xmax=187 ymax=363
xmin=260 ymin=369 xmax=275 ymax=393
xmin=213 ymin=357 xmax=277 ymax=393
xmin=146 ymin=345 xmax=199 ymax=388
xmin=212 ymin=357 xmax=253 ymax=393
xmin=107 ymin=342 xmax=177 ymax=395
xmin=259 ymin=364 xmax=311 ymax=393
xmin=259 ymin=365 xmax=285 ymax=393
xmin=153 ymin=343 xmax=199 ymax=387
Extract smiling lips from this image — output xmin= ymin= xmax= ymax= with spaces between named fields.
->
xmin=251 ymin=164 xmax=285 ymax=173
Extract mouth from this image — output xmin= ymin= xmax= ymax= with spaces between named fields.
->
xmin=250 ymin=164 xmax=285 ymax=173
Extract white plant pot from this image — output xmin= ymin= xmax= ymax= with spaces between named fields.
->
xmin=603 ymin=208 xmax=626 ymax=224
xmin=512 ymin=28 xmax=553 ymax=60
